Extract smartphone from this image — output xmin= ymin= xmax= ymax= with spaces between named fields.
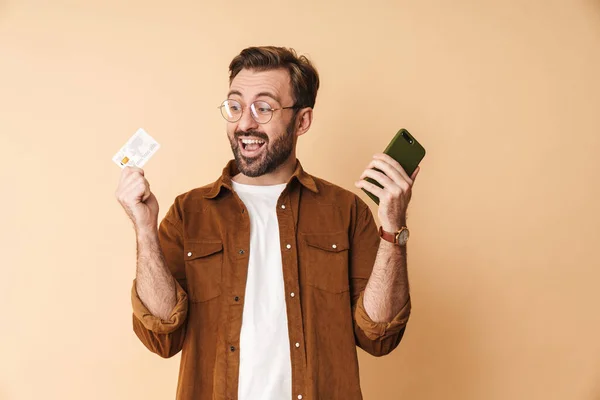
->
xmin=362 ymin=128 xmax=426 ymax=205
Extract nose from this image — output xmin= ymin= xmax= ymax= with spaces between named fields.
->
xmin=236 ymin=105 xmax=259 ymax=132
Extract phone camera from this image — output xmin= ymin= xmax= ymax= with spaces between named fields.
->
xmin=402 ymin=131 xmax=414 ymax=145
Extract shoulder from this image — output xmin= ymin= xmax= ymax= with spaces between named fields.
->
xmin=164 ymin=180 xmax=220 ymax=222
xmin=309 ymin=175 xmax=372 ymax=215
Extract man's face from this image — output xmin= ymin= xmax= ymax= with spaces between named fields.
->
xmin=226 ymin=68 xmax=298 ymax=177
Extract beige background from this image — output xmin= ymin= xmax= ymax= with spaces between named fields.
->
xmin=1 ymin=0 xmax=600 ymax=399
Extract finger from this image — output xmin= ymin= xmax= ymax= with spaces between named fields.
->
xmin=119 ymin=167 xmax=132 ymax=184
xmin=126 ymin=166 xmax=144 ymax=176
xmin=369 ymin=159 xmax=406 ymax=186
xmin=141 ymin=180 xmax=151 ymax=202
xmin=354 ymin=179 xmax=385 ymax=198
xmin=372 ymin=153 xmax=402 ymax=172
xmin=373 ymin=153 xmax=411 ymax=183
xmin=365 ymin=158 xmax=411 ymax=187
xmin=122 ymin=171 xmax=146 ymax=189
xmin=120 ymin=181 xmax=145 ymax=204
xmin=122 ymin=167 xmax=143 ymax=180
xmin=116 ymin=175 xmax=140 ymax=202
xmin=360 ymin=168 xmax=396 ymax=189
xmin=120 ymin=173 xmax=147 ymax=194
xmin=373 ymin=154 xmax=412 ymax=184
xmin=411 ymin=166 xmax=420 ymax=181
xmin=121 ymin=166 xmax=142 ymax=178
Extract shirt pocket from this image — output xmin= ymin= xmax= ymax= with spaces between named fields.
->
xmin=183 ymin=240 xmax=223 ymax=303
xmin=302 ymin=232 xmax=350 ymax=293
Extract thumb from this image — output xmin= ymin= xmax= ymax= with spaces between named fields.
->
xmin=141 ymin=182 xmax=151 ymax=202
xmin=410 ymin=166 xmax=421 ymax=182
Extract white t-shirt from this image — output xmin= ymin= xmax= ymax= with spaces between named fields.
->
xmin=232 ymin=181 xmax=291 ymax=400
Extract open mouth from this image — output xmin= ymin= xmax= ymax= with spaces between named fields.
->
xmin=239 ymin=138 xmax=267 ymax=156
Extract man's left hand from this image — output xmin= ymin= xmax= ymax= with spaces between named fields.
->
xmin=354 ymin=153 xmax=420 ymax=232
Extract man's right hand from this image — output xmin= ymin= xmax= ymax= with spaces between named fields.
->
xmin=115 ymin=166 xmax=159 ymax=233
xmin=116 ymin=167 xmax=176 ymax=321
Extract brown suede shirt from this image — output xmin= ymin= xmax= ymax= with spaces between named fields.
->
xmin=131 ymin=159 xmax=411 ymax=400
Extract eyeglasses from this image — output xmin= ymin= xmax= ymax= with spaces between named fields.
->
xmin=218 ymin=99 xmax=302 ymax=124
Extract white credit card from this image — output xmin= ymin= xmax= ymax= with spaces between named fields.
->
xmin=112 ymin=128 xmax=160 ymax=168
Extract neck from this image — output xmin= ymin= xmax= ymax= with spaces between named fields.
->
xmin=232 ymin=155 xmax=298 ymax=186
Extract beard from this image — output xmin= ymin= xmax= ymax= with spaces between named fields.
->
xmin=229 ymin=118 xmax=296 ymax=178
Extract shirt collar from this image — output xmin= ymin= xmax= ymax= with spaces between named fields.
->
xmin=203 ymin=159 xmax=318 ymax=199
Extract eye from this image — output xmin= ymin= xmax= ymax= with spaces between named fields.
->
xmin=224 ymin=100 xmax=242 ymax=113
xmin=254 ymin=101 xmax=273 ymax=114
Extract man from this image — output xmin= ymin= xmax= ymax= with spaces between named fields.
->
xmin=115 ymin=46 xmax=420 ymax=400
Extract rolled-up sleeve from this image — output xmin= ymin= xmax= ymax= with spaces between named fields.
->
xmin=131 ymin=200 xmax=189 ymax=358
xmin=350 ymin=198 xmax=411 ymax=357
xmin=132 ymin=278 xmax=188 ymax=333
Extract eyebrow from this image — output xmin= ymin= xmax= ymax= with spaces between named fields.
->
xmin=227 ymin=90 xmax=281 ymax=104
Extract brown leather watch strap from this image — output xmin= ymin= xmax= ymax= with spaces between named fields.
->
xmin=378 ymin=226 xmax=397 ymax=244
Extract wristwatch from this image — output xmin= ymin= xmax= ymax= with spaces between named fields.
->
xmin=379 ymin=226 xmax=410 ymax=246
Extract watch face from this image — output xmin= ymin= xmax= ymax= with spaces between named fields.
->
xmin=397 ymin=229 xmax=409 ymax=244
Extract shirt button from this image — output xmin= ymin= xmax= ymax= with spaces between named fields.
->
xmin=290 ymin=292 xmax=295 ymax=297
xmin=187 ymin=252 xmax=192 ymax=257
xmin=230 ymin=346 xmax=235 ymax=352
xmin=239 ymin=249 xmax=245 ymax=254
xmin=286 ymin=244 xmax=291 ymax=249
xmin=295 ymin=342 xmax=300 ymax=348
xmin=332 ymin=244 xmax=337 ymax=249
xmin=234 ymin=296 xmax=239 ymax=302
xmin=281 ymin=204 xmax=286 ymax=209
xmin=298 ymin=395 xmax=303 ymax=400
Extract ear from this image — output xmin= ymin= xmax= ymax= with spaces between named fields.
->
xmin=294 ymin=108 xmax=313 ymax=137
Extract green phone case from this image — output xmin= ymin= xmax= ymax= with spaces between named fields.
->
xmin=362 ymin=128 xmax=426 ymax=205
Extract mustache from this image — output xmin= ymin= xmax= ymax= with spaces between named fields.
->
xmin=234 ymin=130 xmax=269 ymax=142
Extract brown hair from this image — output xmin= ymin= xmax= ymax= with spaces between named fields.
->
xmin=228 ymin=46 xmax=320 ymax=109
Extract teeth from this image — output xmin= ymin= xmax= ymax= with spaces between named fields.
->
xmin=241 ymin=139 xmax=265 ymax=145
